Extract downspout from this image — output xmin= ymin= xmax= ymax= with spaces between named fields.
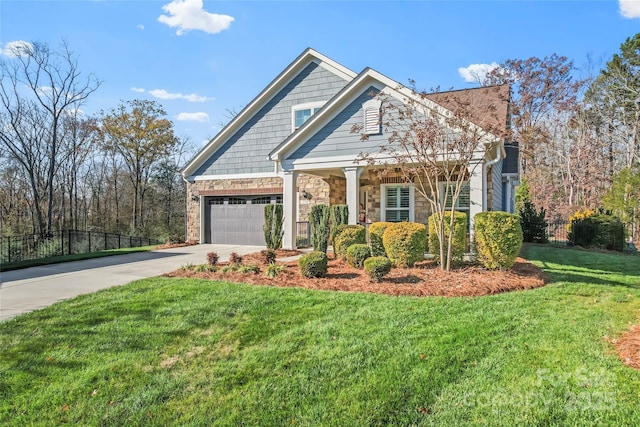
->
xmin=482 ymin=143 xmax=505 ymax=211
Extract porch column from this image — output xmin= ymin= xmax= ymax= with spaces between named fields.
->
xmin=468 ymin=162 xmax=484 ymax=240
xmin=343 ymin=166 xmax=363 ymax=225
xmin=199 ymin=195 xmax=205 ymax=244
xmin=282 ymin=171 xmax=298 ymax=250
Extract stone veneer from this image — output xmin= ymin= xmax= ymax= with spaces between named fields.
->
xmin=186 ymin=174 xmax=330 ymax=243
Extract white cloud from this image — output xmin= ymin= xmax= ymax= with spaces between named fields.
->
xmin=620 ymin=0 xmax=640 ymax=18
xmin=137 ymin=24 xmax=145 ymax=30
xmin=131 ymin=87 xmax=146 ymax=93
xmin=158 ymin=0 xmax=234 ymax=35
xmin=148 ymin=88 xmax=212 ymax=102
xmin=458 ymin=62 xmax=500 ymax=83
xmin=177 ymin=112 xmax=209 ymax=122
xmin=1 ymin=40 xmax=34 ymax=57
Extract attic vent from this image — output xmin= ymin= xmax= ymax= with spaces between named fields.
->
xmin=363 ymin=99 xmax=381 ymax=135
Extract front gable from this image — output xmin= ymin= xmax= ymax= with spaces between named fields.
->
xmin=182 ymin=49 xmax=355 ymax=181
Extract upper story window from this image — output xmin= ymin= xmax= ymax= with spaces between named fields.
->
xmin=292 ymin=101 xmax=325 ymax=131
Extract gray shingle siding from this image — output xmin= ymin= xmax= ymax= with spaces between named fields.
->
xmin=195 ymin=62 xmax=348 ymax=176
xmin=288 ymin=86 xmax=387 ymax=160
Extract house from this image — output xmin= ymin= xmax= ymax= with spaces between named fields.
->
xmin=181 ymin=48 xmax=518 ymax=249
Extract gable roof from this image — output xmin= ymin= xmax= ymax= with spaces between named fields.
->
xmin=269 ymin=68 xmax=508 ymax=163
xmin=182 ymin=48 xmax=356 ymax=179
xmin=425 ymin=84 xmax=510 ymax=136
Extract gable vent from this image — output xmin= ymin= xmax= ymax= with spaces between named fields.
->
xmin=363 ymin=99 xmax=381 ymax=135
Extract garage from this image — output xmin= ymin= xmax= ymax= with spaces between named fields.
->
xmin=205 ymin=195 xmax=282 ymax=245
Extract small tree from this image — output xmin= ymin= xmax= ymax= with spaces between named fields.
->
xmin=330 ymin=204 xmax=349 ymax=242
xmin=356 ymin=83 xmax=509 ymax=270
xmin=309 ymin=204 xmax=330 ymax=253
xmin=263 ymin=203 xmax=283 ymax=250
xmin=519 ymin=201 xmax=548 ymax=243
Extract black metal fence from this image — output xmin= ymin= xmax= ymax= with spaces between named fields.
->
xmin=0 ymin=230 xmax=161 ymax=264
xmin=296 ymin=221 xmax=311 ymax=248
xmin=545 ymin=220 xmax=629 ymax=251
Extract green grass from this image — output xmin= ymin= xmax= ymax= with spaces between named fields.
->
xmin=1 ymin=245 xmax=639 ymax=425
xmin=0 ymin=245 xmax=158 ymax=272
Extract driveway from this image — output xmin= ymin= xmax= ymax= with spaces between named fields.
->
xmin=0 ymin=244 xmax=263 ymax=322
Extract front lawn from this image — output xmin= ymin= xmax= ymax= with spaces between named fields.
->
xmin=1 ymin=245 xmax=639 ymax=425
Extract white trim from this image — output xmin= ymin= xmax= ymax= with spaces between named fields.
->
xmin=291 ymin=101 xmax=326 ymax=132
xmin=192 ymin=172 xmax=280 ymax=181
xmin=380 ymin=183 xmax=415 ymax=222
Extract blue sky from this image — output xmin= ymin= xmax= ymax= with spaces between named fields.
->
xmin=1 ymin=0 xmax=639 ymax=146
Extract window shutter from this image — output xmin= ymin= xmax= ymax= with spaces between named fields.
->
xmin=362 ymin=99 xmax=381 ymax=135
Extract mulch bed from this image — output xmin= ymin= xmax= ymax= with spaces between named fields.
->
xmin=611 ymin=324 xmax=640 ymax=371
xmin=164 ymin=251 xmax=549 ymax=298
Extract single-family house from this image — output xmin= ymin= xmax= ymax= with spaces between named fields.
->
xmin=181 ymin=48 xmax=518 ymax=249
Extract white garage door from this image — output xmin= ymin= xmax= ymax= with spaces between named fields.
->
xmin=206 ymin=195 xmax=282 ymax=245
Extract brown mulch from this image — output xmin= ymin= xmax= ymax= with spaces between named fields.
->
xmin=164 ymin=251 xmax=549 ymax=298
xmin=611 ymin=324 xmax=640 ymax=371
xmin=155 ymin=241 xmax=198 ymax=250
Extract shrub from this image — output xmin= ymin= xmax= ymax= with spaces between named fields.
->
xmin=309 ymin=204 xmax=330 ymax=253
xmin=474 ymin=212 xmax=523 ymax=270
xmin=264 ymin=263 xmax=286 ymax=278
xmin=368 ymin=222 xmax=393 ymax=257
xmin=298 ymin=251 xmax=328 ymax=278
xmin=263 ymin=204 xmax=284 ymax=250
xmin=238 ymin=264 xmax=260 ymax=274
xmin=206 ymin=252 xmax=219 ymax=266
xmin=194 ymin=264 xmax=218 ymax=273
xmin=428 ymin=212 xmax=466 ymax=265
xmin=519 ymin=201 xmax=548 ymax=243
xmin=261 ymin=249 xmax=276 ymax=265
xmin=333 ymin=225 xmax=366 ymax=258
xmin=383 ymin=222 xmax=427 ymax=267
xmin=229 ymin=252 xmax=243 ymax=265
xmin=570 ymin=213 xmax=625 ymax=252
xmin=330 ymin=204 xmax=349 ymax=242
xmin=346 ymin=244 xmax=371 ymax=268
xmin=364 ymin=256 xmax=392 ymax=282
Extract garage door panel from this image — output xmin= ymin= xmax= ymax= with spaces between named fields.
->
xmin=207 ymin=196 xmax=280 ymax=245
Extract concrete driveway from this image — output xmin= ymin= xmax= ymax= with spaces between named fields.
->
xmin=0 ymin=244 xmax=263 ymax=322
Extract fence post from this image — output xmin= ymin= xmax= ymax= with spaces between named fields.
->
xmin=104 ymin=232 xmax=108 ymax=251
xmin=88 ymin=230 xmax=91 ymax=253
xmin=7 ymin=236 xmax=10 ymax=263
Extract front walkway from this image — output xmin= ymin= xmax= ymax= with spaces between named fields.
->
xmin=0 ymin=244 xmax=263 ymax=322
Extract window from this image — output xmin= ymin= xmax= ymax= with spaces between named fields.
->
xmin=381 ymin=184 xmax=414 ymax=222
xmin=363 ymin=99 xmax=381 ymax=135
xmin=440 ymin=182 xmax=470 ymax=227
xmin=292 ymin=102 xmax=325 ymax=131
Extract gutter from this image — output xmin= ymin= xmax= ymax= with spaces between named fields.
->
xmin=482 ymin=143 xmax=505 ymax=211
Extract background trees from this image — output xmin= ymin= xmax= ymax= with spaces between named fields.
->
xmin=0 ymin=41 xmax=193 ymax=241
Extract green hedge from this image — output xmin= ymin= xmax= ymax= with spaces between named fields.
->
xmin=346 ymin=244 xmax=371 ymax=268
xmin=298 ymin=251 xmax=328 ymax=278
xmin=330 ymin=204 xmax=349 ymax=243
xmin=333 ymin=225 xmax=366 ymax=258
xmin=364 ymin=256 xmax=392 ymax=282
xmin=263 ymin=204 xmax=283 ymax=250
xmin=368 ymin=222 xmax=394 ymax=257
xmin=474 ymin=212 xmax=523 ymax=270
xmin=382 ymin=222 xmax=427 ymax=267
xmin=428 ymin=212 xmax=467 ymax=264
xmin=570 ymin=213 xmax=625 ymax=252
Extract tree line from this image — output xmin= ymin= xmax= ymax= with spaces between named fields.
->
xmin=1 ymin=35 xmax=638 ymax=242
xmin=0 ymin=41 xmax=192 ymax=240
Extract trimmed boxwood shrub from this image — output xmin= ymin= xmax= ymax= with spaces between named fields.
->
xmin=298 ymin=251 xmax=328 ymax=278
xmin=428 ymin=212 xmax=467 ymax=264
xmin=346 ymin=243 xmax=371 ymax=268
xmin=382 ymin=222 xmax=427 ymax=267
xmin=333 ymin=224 xmax=366 ymax=258
xmin=364 ymin=256 xmax=392 ymax=282
xmin=474 ymin=212 xmax=523 ymax=270
xmin=368 ymin=222 xmax=394 ymax=257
